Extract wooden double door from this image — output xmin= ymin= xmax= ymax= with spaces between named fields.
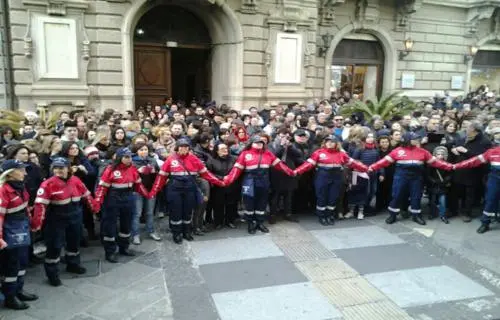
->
xmin=134 ymin=43 xmax=211 ymax=108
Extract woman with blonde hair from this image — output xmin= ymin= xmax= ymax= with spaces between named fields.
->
xmin=153 ymin=126 xmax=176 ymax=156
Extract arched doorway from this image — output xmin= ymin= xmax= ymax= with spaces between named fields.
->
xmin=133 ymin=5 xmax=211 ymax=108
xmin=322 ymin=23 xmax=397 ymax=99
xmin=471 ymin=49 xmax=500 ymax=92
xmin=122 ymin=0 xmax=244 ymax=110
xmin=330 ymin=38 xmax=384 ymax=101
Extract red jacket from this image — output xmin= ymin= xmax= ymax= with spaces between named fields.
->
xmin=149 ymin=152 xmax=224 ymax=198
xmin=370 ymin=146 xmax=453 ymax=171
xmin=0 ymin=183 xmax=30 ymax=240
xmin=223 ymin=147 xmax=294 ymax=185
xmin=95 ymin=163 xmax=149 ymax=205
xmin=32 ymin=175 xmax=97 ymax=230
xmin=295 ymin=148 xmax=368 ymax=175
xmin=455 ymin=146 xmax=500 ymax=170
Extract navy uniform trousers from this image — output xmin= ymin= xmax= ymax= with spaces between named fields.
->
xmin=44 ymin=210 xmax=81 ymax=280
xmin=167 ymin=181 xmax=197 ymax=235
xmin=388 ymin=167 xmax=423 ymax=217
xmin=101 ymin=190 xmax=133 ymax=256
xmin=481 ymin=171 xmax=500 ymax=224
xmin=242 ymin=172 xmax=269 ymax=223
xmin=314 ymin=169 xmax=343 ymax=218
xmin=0 ymin=214 xmax=30 ymax=297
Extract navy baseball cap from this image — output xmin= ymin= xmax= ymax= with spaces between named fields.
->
xmin=250 ymin=135 xmax=265 ymax=144
xmin=1 ymin=159 xmax=28 ymax=172
xmin=51 ymin=157 xmax=70 ymax=168
xmin=176 ymin=138 xmax=191 ymax=147
xmin=324 ymin=135 xmax=340 ymax=143
xmin=403 ymin=131 xmax=421 ymax=142
xmin=116 ymin=147 xmax=133 ymax=158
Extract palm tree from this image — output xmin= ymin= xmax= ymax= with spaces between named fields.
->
xmin=340 ymin=92 xmax=416 ymax=122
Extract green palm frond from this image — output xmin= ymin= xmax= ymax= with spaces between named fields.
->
xmin=340 ymin=92 xmax=415 ymax=121
xmin=45 ymin=112 xmax=60 ymax=130
xmin=0 ymin=110 xmax=25 ymax=122
xmin=0 ymin=119 xmax=23 ymax=131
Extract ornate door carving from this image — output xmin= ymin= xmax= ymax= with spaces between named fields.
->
xmin=134 ymin=44 xmax=171 ymax=108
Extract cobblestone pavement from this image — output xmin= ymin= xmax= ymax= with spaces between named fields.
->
xmin=1 ymin=213 xmax=500 ymax=320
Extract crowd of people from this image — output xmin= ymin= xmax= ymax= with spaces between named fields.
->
xmin=0 ymin=86 xmax=499 ymax=310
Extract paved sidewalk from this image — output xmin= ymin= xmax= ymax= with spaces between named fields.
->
xmin=1 ymin=213 xmax=500 ymax=320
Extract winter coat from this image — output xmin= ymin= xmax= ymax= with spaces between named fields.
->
xmin=423 ymin=131 xmax=445 ymax=153
xmin=268 ymin=139 xmax=303 ymax=191
xmin=451 ymin=132 xmax=492 ymax=186
xmin=426 ymin=166 xmax=452 ymax=194
xmin=25 ymin=162 xmax=43 ymax=205
xmin=132 ymin=155 xmax=159 ymax=191
xmin=193 ymin=144 xmax=211 ymax=164
xmin=206 ymin=154 xmax=240 ymax=200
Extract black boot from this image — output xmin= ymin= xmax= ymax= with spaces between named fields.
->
xmin=183 ymin=233 xmax=194 ymax=241
xmin=17 ymin=290 xmax=38 ymax=302
xmin=412 ymin=215 xmax=426 ymax=225
xmin=477 ymin=224 xmax=490 ymax=234
xmin=319 ymin=217 xmax=329 ymax=226
xmin=119 ymin=248 xmax=136 ymax=256
xmin=327 ymin=216 xmax=335 ymax=225
xmin=440 ymin=216 xmax=449 ymax=224
xmin=66 ymin=264 xmax=87 ymax=275
xmin=256 ymin=223 xmax=269 ymax=233
xmin=247 ymin=221 xmax=257 ymax=234
xmin=105 ymin=253 xmax=119 ymax=263
xmin=4 ymin=295 xmax=29 ymax=310
xmin=385 ymin=215 xmax=397 ymax=224
xmin=173 ymin=233 xmax=183 ymax=244
xmin=48 ymin=276 xmax=62 ymax=287
xmin=462 ymin=214 xmax=472 ymax=223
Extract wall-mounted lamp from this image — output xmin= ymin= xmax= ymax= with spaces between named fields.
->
xmin=318 ymin=33 xmax=334 ymax=57
xmin=399 ymin=38 xmax=414 ymax=60
xmin=464 ymin=45 xmax=478 ymax=63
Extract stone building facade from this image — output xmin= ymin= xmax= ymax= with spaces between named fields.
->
xmin=0 ymin=0 xmax=499 ymax=112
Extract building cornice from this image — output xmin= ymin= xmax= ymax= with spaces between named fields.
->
xmin=423 ymin=0 xmax=500 ymax=8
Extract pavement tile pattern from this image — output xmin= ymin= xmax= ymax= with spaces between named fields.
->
xmin=2 ymin=213 xmax=500 ymax=320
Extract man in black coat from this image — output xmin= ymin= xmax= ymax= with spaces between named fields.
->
xmin=449 ymin=121 xmax=492 ymax=222
xmin=291 ymin=129 xmax=314 ymax=214
xmin=268 ymin=128 xmax=303 ymax=223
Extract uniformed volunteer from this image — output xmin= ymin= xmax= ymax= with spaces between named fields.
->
xmin=0 ymin=160 xmax=38 ymax=310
